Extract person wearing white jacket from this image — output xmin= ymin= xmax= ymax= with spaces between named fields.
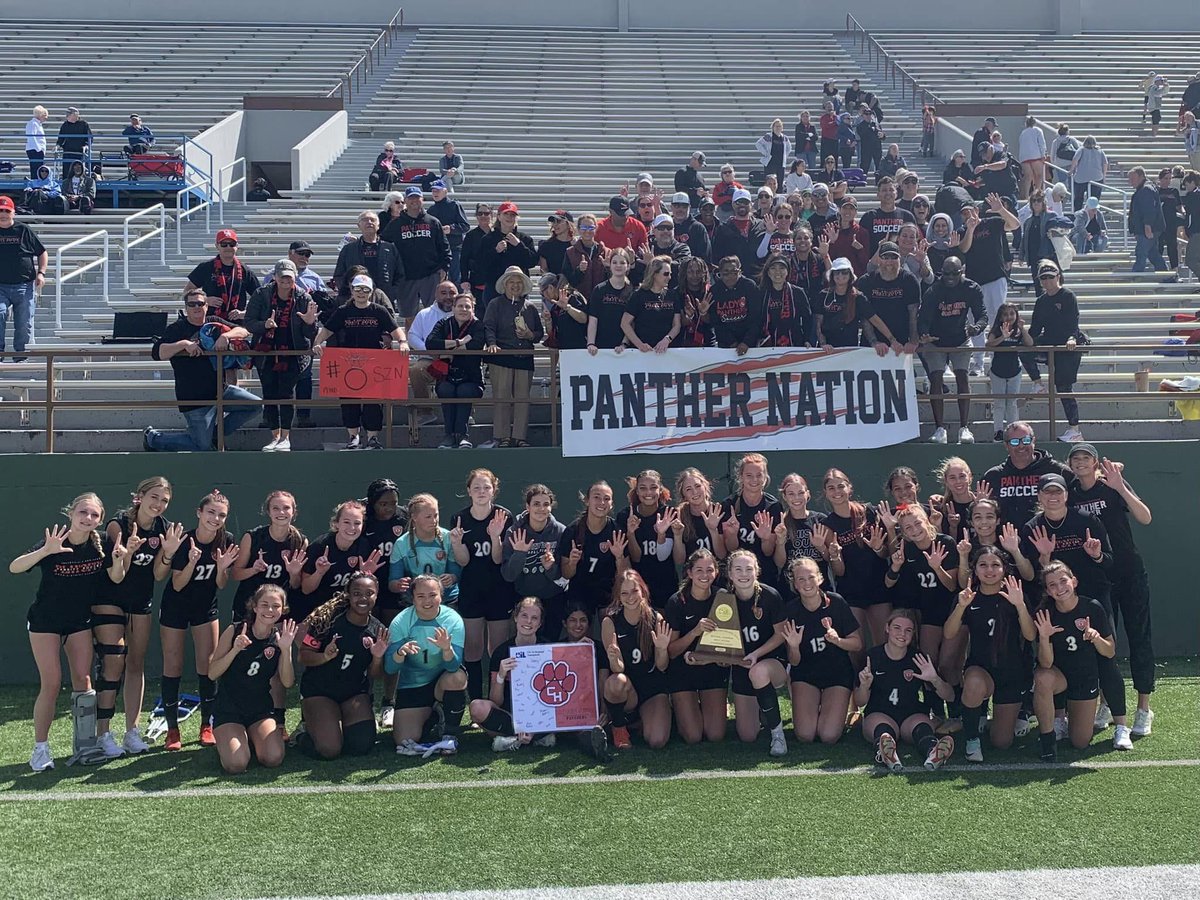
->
xmin=1018 ymin=117 xmax=1048 ymax=201
xmin=755 ymin=119 xmax=793 ymax=190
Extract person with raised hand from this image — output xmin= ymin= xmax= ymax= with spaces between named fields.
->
xmin=943 ymin=551 xmax=1036 ymax=762
xmin=500 ymin=484 xmax=568 ymax=640
xmin=209 ymin=586 xmax=296 ymax=774
xmin=389 ymin=493 xmax=460 ymax=609
xmin=303 ymin=500 xmax=382 ymax=626
xmin=672 ymin=468 xmax=727 ymax=563
xmin=783 ymin=557 xmax=861 ymax=745
xmin=664 ymin=549 xmax=729 ymax=744
xmin=11 ymin=492 xmax=130 ymax=772
xmin=602 ymin=571 xmax=673 ymax=750
xmin=954 ymin=498 xmax=1036 ymax=588
xmin=770 ymin=473 xmax=828 ymax=592
xmin=615 ymin=470 xmax=679 ymax=609
xmin=1032 ymin=562 xmax=1118 ymax=761
xmin=720 ymin=453 xmax=783 ymax=585
xmin=449 ymin=468 xmax=517 ymax=702
xmin=854 ymin=608 xmax=955 ymax=772
xmin=385 ymin=574 xmax=467 ymax=757
xmin=296 ymin=573 xmax=387 ymax=760
xmin=558 ymin=481 xmax=629 ymax=633
xmin=155 ymin=490 xmax=238 ymax=752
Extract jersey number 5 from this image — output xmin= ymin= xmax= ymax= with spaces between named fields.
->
xmin=340 ymin=653 xmax=354 ymax=671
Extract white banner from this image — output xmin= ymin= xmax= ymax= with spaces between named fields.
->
xmin=510 ymin=642 xmax=600 ymax=734
xmin=559 ymin=347 xmax=918 ymax=456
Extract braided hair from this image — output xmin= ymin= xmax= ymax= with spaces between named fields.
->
xmin=62 ymin=492 xmax=106 ymax=559
xmin=304 ymin=572 xmax=380 ymax=637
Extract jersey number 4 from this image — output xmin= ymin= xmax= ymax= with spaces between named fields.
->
xmin=888 ymin=687 xmax=899 ymax=706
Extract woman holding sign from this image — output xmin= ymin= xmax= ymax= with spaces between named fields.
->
xmin=384 ymin=574 xmax=468 ymax=756
xmin=311 ymin=273 xmax=408 ymax=451
xmin=665 ymin=549 xmax=730 ymax=744
xmin=469 ymin=597 xmax=551 ymax=750
xmin=602 ymin=571 xmax=672 ymax=750
xmin=782 ymin=557 xmax=861 ymax=745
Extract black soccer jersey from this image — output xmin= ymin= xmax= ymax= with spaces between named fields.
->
xmin=736 ymin=585 xmax=786 ymax=660
xmin=300 ymin=533 xmax=374 ymax=622
xmin=300 ymin=609 xmax=384 ymax=700
xmin=558 ymin=518 xmax=624 ymax=614
xmin=824 ymin=506 xmax=886 ymax=604
xmin=1046 ymin=596 xmax=1111 ymax=688
xmin=454 ymin=504 xmax=518 ymax=607
xmin=785 ymin=591 xmax=858 ymax=681
xmin=615 ymin=504 xmax=679 ymax=609
xmin=214 ymin=631 xmax=280 ymax=713
xmin=863 ymin=645 xmax=933 ymax=719
xmin=721 ymin=493 xmax=783 ymax=582
xmin=232 ymin=525 xmax=303 ymax=620
xmin=677 ymin=507 xmax=719 ymax=557
xmin=487 ymin=637 xmax=545 ymax=711
xmin=98 ymin=512 xmax=168 ymax=611
xmin=962 ymin=591 xmax=1028 ymax=672
xmin=161 ymin=529 xmax=236 ymax=620
xmin=363 ymin=515 xmax=407 ymax=612
xmin=607 ymin=609 xmax=665 ymax=683
xmin=896 ymin=534 xmax=959 ymax=623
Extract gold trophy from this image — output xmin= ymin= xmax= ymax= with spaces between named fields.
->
xmin=689 ymin=589 xmax=745 ymax=664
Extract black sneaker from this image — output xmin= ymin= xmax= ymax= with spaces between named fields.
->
xmin=365 ymin=436 xmax=383 ymax=450
xmin=142 ymin=426 xmax=156 ymax=452
xmin=993 ymin=430 xmax=1004 ymax=442
xmin=584 ymin=725 xmax=611 ymax=762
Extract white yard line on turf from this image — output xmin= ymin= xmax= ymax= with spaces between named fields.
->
xmin=249 ymin=864 xmax=1200 ymax=900
xmin=2 ymin=757 xmax=1197 ymax=803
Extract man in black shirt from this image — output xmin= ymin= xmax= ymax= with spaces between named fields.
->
xmin=670 ymin=192 xmax=711 ymax=263
xmin=807 ymin=184 xmax=839 ymax=232
xmin=0 ymin=196 xmax=47 ymax=359
xmin=917 ymin=256 xmax=986 ymax=444
xmin=1183 ymin=170 xmax=1200 ymax=277
xmin=858 ymin=241 xmax=921 ymax=353
xmin=858 ymin=178 xmax=915 ymax=255
xmin=184 ymin=228 xmax=261 ymax=323
xmin=144 ymin=289 xmax=259 ymax=452
xmin=960 ymin=195 xmax=1019 ymax=372
xmin=380 ymin=185 xmax=451 ymax=323
xmin=673 ymin=151 xmax=708 ymax=207
xmin=971 ymin=118 xmax=997 ymax=167
xmin=55 ymin=107 xmax=92 ymax=179
xmin=711 ymin=190 xmax=768 ymax=280
xmin=981 ymin=420 xmax=1069 ymax=526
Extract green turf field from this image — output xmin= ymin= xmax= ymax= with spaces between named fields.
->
xmin=2 ymin=659 xmax=1197 ymax=900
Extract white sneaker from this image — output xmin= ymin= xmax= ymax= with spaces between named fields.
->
xmin=378 ymin=705 xmax=394 ymax=729
xmin=1059 ymin=427 xmax=1084 ymax=443
xmin=262 ymin=436 xmax=280 ymax=451
xmin=958 ymin=426 xmax=975 ymax=444
xmin=492 ymin=735 xmax=521 ymax=752
xmin=965 ymin=737 xmax=983 ymax=762
xmin=1094 ymin=701 xmax=1113 ymax=730
xmin=344 ymin=435 xmax=361 ymax=450
xmin=1054 ymin=716 xmax=1070 ymax=742
xmin=1113 ymin=724 xmax=1133 ymax=750
xmin=1132 ymin=708 xmax=1154 ymax=737
xmin=122 ymin=727 xmax=150 ymax=755
xmin=421 ymin=736 xmax=458 ymax=758
xmin=30 ymin=743 xmax=54 ymax=772
xmin=395 ymin=739 xmax=426 ymax=756
xmin=768 ymin=722 xmax=788 ymax=757
xmin=1031 ymin=381 xmax=1048 ymax=395
xmin=533 ymin=733 xmax=557 ymax=748
xmin=929 ymin=426 xmax=948 ymax=444
xmin=98 ymin=731 xmax=125 ymax=759
xmin=1014 ymin=714 xmax=1033 ymax=737
xmin=274 ymin=437 xmax=291 ymax=452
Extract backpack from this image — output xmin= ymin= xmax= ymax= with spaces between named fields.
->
xmin=1055 ymin=138 xmax=1079 ymax=162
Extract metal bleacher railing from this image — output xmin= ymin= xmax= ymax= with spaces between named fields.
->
xmin=844 ymin=14 xmax=942 ymax=109
xmin=0 ymin=345 xmax=1191 ymax=454
xmin=326 ymin=7 xmax=405 ymax=105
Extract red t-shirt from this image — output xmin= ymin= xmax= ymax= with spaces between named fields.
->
xmin=595 ymin=216 xmax=648 ymax=252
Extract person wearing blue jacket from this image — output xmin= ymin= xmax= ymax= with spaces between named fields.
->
xmin=1127 ymin=166 xmax=1167 ymax=272
xmin=122 ymin=114 xmax=155 ymax=155
xmin=429 ymin=179 xmax=470 ymax=286
xmin=24 ymin=165 xmax=64 ymax=214
xmin=384 ymin=573 xmax=467 ymax=756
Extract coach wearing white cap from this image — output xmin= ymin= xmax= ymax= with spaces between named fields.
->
xmin=711 ymin=188 xmax=769 ymax=278
xmin=670 ymin=191 xmax=711 ymax=262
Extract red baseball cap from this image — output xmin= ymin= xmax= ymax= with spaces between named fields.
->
xmin=215 ymin=229 xmax=238 ymax=244
xmin=0 ymin=196 xmax=15 ymax=211
xmin=497 ymin=201 xmax=519 ymax=215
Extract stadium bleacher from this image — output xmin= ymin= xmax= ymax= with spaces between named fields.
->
xmin=0 ymin=23 xmax=1197 ymax=451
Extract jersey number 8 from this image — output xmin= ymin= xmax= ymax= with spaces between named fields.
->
xmin=247 ymin=661 xmax=260 ymax=677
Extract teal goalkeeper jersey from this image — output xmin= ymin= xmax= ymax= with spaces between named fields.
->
xmin=384 ymin=604 xmax=465 ymax=687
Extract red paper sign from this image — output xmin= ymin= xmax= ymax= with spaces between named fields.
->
xmin=511 ymin=642 xmax=599 ymax=733
xmin=318 ymin=348 xmax=409 ymax=400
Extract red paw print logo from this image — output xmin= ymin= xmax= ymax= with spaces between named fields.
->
xmin=531 ymin=661 xmax=577 ymax=707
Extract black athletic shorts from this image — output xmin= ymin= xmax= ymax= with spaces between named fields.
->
xmin=1061 ymin=667 xmax=1100 ymax=703
xmin=628 ymin=670 xmax=669 ymax=704
xmin=789 ymin=660 xmax=855 ymax=692
xmin=394 ymin=668 xmax=466 ymax=710
xmin=212 ymin=699 xmax=273 ymax=730
xmin=160 ymin=596 xmax=219 ymax=630
xmin=27 ymin=605 xmax=90 ymax=637
xmin=110 ymin=593 xmax=153 ymax=616
xmin=968 ymin=661 xmax=1030 ymax=706
xmin=303 ymin=686 xmax=372 ymax=707
xmin=730 ymin=658 xmax=785 ymax=697
xmin=668 ymin=658 xmax=730 ymax=694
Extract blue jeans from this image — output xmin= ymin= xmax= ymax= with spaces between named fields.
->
xmin=147 ymin=384 xmax=261 ymax=451
xmin=1074 ymin=231 xmax=1108 ymax=254
xmin=1132 ymin=232 xmax=1166 ymax=271
xmin=0 ymin=281 xmax=35 ymax=354
xmin=798 ymin=150 xmax=817 ymax=168
xmin=436 ymin=379 xmax=483 ymax=436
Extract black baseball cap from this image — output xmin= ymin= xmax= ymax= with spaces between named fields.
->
xmin=288 ymin=240 xmax=312 ymax=253
xmin=609 ymin=196 xmax=631 ymax=215
xmin=878 ymin=241 xmax=901 ymax=258
xmin=1038 ymin=473 xmax=1068 ymax=492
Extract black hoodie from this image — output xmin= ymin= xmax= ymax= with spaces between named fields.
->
xmin=380 ymin=210 xmax=452 ymax=279
xmin=982 ymin=449 xmax=1070 ymax=526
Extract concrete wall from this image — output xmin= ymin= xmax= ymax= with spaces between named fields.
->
xmin=292 ymin=111 xmax=349 ymax=190
xmin=0 ymin=443 xmax=1195 ymax=683
xmin=244 ymin=109 xmax=341 ymax=166
xmin=191 ymin=111 xmax=245 ymax=200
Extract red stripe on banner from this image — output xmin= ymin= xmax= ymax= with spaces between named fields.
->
xmin=551 ymin=644 xmax=599 ymax=730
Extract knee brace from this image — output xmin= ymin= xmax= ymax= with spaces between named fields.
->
xmin=342 ymin=720 xmax=377 ymax=756
xmin=92 ymin=613 xmax=128 ymax=695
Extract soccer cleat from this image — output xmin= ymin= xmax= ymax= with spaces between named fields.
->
xmin=533 ymin=733 xmax=556 ymax=748
xmin=1014 ymin=714 xmax=1034 ymax=737
xmin=924 ymin=735 xmax=955 ymax=770
xmin=1113 ymin=724 xmax=1133 ymax=750
xmin=164 ymin=728 xmax=182 ymax=751
xmin=1040 ymin=743 xmax=1058 ymax=763
xmin=344 ymin=435 xmax=361 ymax=450
xmin=30 ymin=743 xmax=54 ymax=772
xmin=876 ymin=732 xmax=903 ymax=772
xmin=1094 ymin=701 xmax=1113 ymax=730
xmin=492 ymin=735 xmax=521 ymax=752
xmin=287 ymin=721 xmax=307 ymax=748
xmin=395 ymin=739 xmax=425 ymax=757
xmin=1132 ymin=708 xmax=1154 ymax=737
xmin=964 ymin=737 xmax=984 ymax=763
xmin=98 ymin=731 xmax=126 ymax=759
xmin=929 ymin=426 xmax=948 ymax=444
xmin=1059 ymin=426 xmax=1084 ymax=443
xmin=1054 ymin=716 xmax=1069 ymax=742
xmin=122 ymin=727 xmax=150 ymax=755
xmin=958 ymin=426 xmax=975 ymax=444
xmin=769 ymin=723 xmax=788 ymax=757
xmin=378 ymin=705 xmax=395 ymax=730
xmin=199 ymin=724 xmax=215 ymax=746
xmin=421 ymin=736 xmax=458 ymax=758
xmin=274 ymin=437 xmax=291 ymax=452
xmin=611 ymin=725 xmax=633 ymax=750
xmin=586 ymin=725 xmax=611 ymax=762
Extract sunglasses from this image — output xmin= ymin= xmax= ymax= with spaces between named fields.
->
xmin=579 ymin=224 xmax=596 ymax=231
xmin=832 ymin=270 xmax=851 ymax=276
xmin=218 ymin=241 xmax=237 ymax=248
xmin=295 ymin=250 xmax=312 ymax=258
xmin=1007 ymin=436 xmax=1034 ymax=446
xmin=185 ymin=300 xmax=207 ymax=308
xmin=655 ymin=224 xmax=673 ymax=230
xmin=352 ymin=286 xmax=372 ymax=293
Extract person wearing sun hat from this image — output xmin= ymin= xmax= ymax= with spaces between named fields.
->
xmin=481 ymin=266 xmax=544 ymax=448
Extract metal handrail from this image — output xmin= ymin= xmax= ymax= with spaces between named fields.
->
xmin=54 ymin=230 xmax=109 ymax=331
xmin=0 ymin=344 xmax=1191 ymax=453
xmin=122 ymin=203 xmax=167 ymax=289
xmin=217 ymin=157 xmax=247 ymax=225
xmin=844 ymin=14 xmax=942 ymax=109
xmin=326 ymin=6 xmax=405 ymax=104
xmin=174 ymin=178 xmax=212 ymax=255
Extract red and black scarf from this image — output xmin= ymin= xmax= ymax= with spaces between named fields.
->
xmin=211 ymin=256 xmax=244 ymax=320
xmin=256 ymin=289 xmax=297 ymax=372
